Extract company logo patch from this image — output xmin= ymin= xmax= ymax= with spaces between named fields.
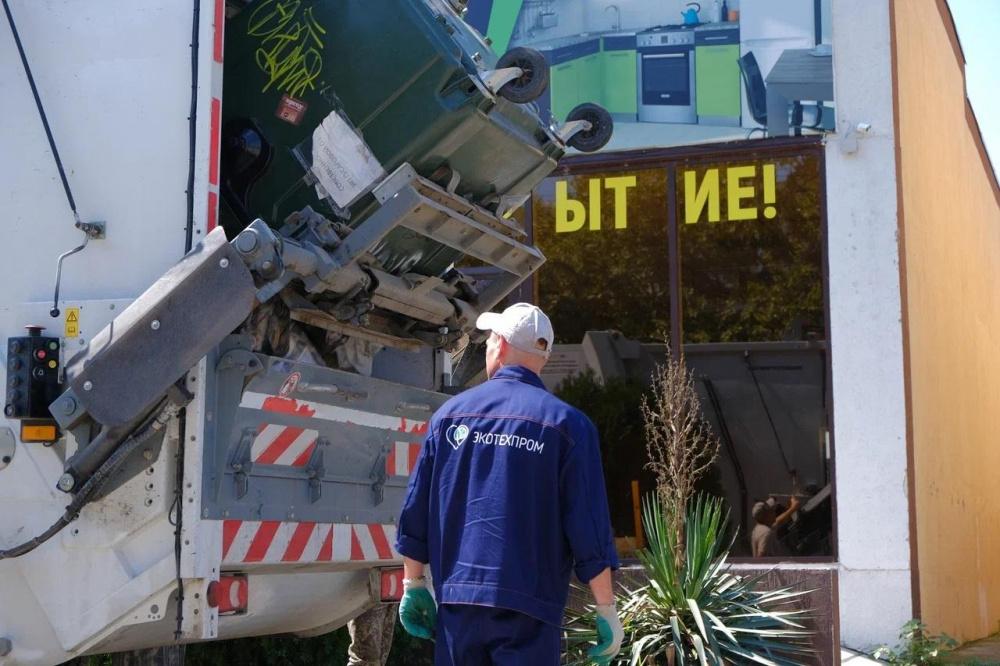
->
xmin=445 ymin=424 xmax=469 ymax=450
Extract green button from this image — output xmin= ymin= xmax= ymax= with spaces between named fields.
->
xmin=48 ymin=341 xmax=58 ymax=351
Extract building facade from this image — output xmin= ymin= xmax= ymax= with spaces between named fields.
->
xmin=471 ymin=0 xmax=1000 ymax=657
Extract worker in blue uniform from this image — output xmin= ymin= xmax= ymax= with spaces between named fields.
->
xmin=395 ymin=303 xmax=624 ymax=665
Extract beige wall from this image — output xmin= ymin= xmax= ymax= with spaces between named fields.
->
xmin=892 ymin=0 xmax=1000 ymax=642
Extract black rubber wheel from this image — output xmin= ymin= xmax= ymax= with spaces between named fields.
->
xmin=565 ymin=103 xmax=614 ymax=152
xmin=495 ymin=47 xmax=549 ymax=103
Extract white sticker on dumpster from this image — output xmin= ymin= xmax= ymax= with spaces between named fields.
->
xmin=311 ymin=112 xmax=386 ymax=209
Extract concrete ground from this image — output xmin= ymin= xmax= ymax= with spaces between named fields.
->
xmin=940 ymin=634 xmax=1000 ymax=664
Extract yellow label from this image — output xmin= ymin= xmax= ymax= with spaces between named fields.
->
xmin=682 ymin=163 xmax=779 ymax=224
xmin=64 ymin=307 xmax=80 ymax=338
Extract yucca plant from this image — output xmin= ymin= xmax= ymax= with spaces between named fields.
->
xmin=565 ymin=494 xmax=814 ymax=666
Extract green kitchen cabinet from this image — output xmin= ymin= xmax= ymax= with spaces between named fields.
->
xmin=695 ymin=44 xmax=741 ymax=119
xmin=578 ymin=53 xmax=603 ymax=107
xmin=550 ymin=59 xmax=580 ymax=122
xmin=602 ymin=49 xmax=637 ymax=115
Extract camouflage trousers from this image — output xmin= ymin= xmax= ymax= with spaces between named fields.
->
xmin=347 ymin=604 xmax=398 ymax=666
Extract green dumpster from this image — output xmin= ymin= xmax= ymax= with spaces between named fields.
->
xmin=221 ymin=0 xmax=566 ymax=277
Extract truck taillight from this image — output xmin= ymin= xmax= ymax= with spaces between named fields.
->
xmin=207 ymin=574 xmax=248 ymax=615
xmin=379 ymin=568 xmax=405 ymax=602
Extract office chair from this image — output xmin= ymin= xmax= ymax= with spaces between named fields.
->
xmin=738 ymin=51 xmax=824 ymax=139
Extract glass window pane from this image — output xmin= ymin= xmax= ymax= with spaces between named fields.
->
xmin=532 ymin=168 xmax=670 ymax=343
xmin=678 ymin=154 xmax=825 ymax=344
xmin=677 ymin=151 xmax=831 ymax=558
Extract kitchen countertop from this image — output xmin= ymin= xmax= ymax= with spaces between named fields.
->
xmin=694 ymin=22 xmax=739 ymax=30
xmin=520 ymin=23 xmax=739 ymax=62
xmin=528 ymin=30 xmax=635 ymax=51
xmin=526 ymin=23 xmax=738 ymax=49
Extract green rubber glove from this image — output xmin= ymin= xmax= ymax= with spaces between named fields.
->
xmin=588 ymin=603 xmax=623 ymax=665
xmin=398 ymin=580 xmax=436 ymax=641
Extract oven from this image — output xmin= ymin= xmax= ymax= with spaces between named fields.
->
xmin=637 ymin=29 xmax=697 ymax=123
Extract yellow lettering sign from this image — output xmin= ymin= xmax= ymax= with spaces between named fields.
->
xmin=762 ymin=163 xmax=777 ymax=219
xmin=682 ymin=163 xmax=779 ymax=224
xmin=604 ymin=176 xmax=636 ymax=229
xmin=727 ymin=165 xmax=757 ymax=221
xmin=684 ymin=169 xmax=720 ymax=224
xmin=64 ymin=307 xmax=80 ymax=338
xmin=554 ymin=176 xmax=637 ymax=233
xmin=588 ymin=178 xmax=602 ymax=231
xmin=555 ymin=180 xmax=586 ymax=233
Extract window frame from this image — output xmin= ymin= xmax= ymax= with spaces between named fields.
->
xmin=524 ymin=136 xmax=837 ymax=564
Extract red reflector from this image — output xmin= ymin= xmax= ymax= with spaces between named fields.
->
xmin=379 ymin=567 xmax=405 ymax=602
xmin=208 ymin=575 xmax=248 ymax=615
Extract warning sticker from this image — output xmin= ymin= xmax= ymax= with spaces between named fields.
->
xmin=310 ymin=111 xmax=385 ymax=209
xmin=275 ymin=94 xmax=308 ymax=126
xmin=64 ymin=307 xmax=80 ymax=338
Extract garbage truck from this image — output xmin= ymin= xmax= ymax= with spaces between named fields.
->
xmin=0 ymin=1 xmax=612 ymax=663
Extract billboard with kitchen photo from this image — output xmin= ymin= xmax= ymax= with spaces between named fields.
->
xmin=465 ymin=0 xmax=834 ymax=153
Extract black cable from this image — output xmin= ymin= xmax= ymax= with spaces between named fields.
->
xmin=1 ymin=0 xmax=80 ymax=225
xmin=184 ymin=0 xmax=202 ymax=253
xmin=175 ymin=0 xmax=201 ymax=640
xmin=173 ymin=411 xmax=187 ymax=640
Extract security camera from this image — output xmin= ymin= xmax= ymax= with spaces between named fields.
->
xmin=856 ymin=122 xmax=872 ymax=134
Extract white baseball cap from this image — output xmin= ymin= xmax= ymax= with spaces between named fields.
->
xmin=475 ymin=303 xmax=554 ymax=358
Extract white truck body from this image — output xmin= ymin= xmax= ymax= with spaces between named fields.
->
xmin=0 ymin=2 xmax=479 ymax=663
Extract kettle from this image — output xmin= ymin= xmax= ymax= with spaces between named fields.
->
xmin=681 ymin=2 xmax=701 ymax=25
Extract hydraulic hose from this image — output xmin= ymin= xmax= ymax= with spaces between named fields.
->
xmin=0 ymin=400 xmax=180 ymax=560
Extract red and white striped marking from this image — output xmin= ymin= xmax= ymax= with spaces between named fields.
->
xmin=240 ymin=392 xmax=427 ymax=473
xmin=221 ymin=520 xmax=398 ymax=565
xmin=205 ymin=0 xmax=225 ymax=231
xmin=248 ymin=394 xmax=319 ymax=467
xmin=386 ymin=441 xmax=422 ymax=476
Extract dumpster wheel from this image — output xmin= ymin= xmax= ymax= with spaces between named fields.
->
xmin=565 ymin=103 xmax=614 ymax=153
xmin=496 ymin=47 xmax=549 ymax=103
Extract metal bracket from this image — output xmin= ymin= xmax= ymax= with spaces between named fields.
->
xmin=555 ymin=119 xmax=593 ymax=143
xmin=307 ymin=442 xmax=326 ymax=504
xmin=216 ymin=350 xmax=265 ymax=378
xmin=370 ymin=448 xmax=388 ymax=507
xmin=230 ymin=428 xmax=257 ymax=500
xmin=0 ymin=427 xmax=14 ymax=472
xmin=479 ymin=66 xmax=523 ymax=94
xmin=77 ymin=220 xmax=106 ymax=239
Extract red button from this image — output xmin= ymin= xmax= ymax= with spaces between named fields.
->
xmin=34 ymin=349 xmax=46 ymax=360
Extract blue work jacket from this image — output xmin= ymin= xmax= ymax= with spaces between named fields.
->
xmin=396 ymin=365 xmax=618 ymax=625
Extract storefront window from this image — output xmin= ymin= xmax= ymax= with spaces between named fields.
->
xmin=529 ymin=143 xmax=832 ymax=560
